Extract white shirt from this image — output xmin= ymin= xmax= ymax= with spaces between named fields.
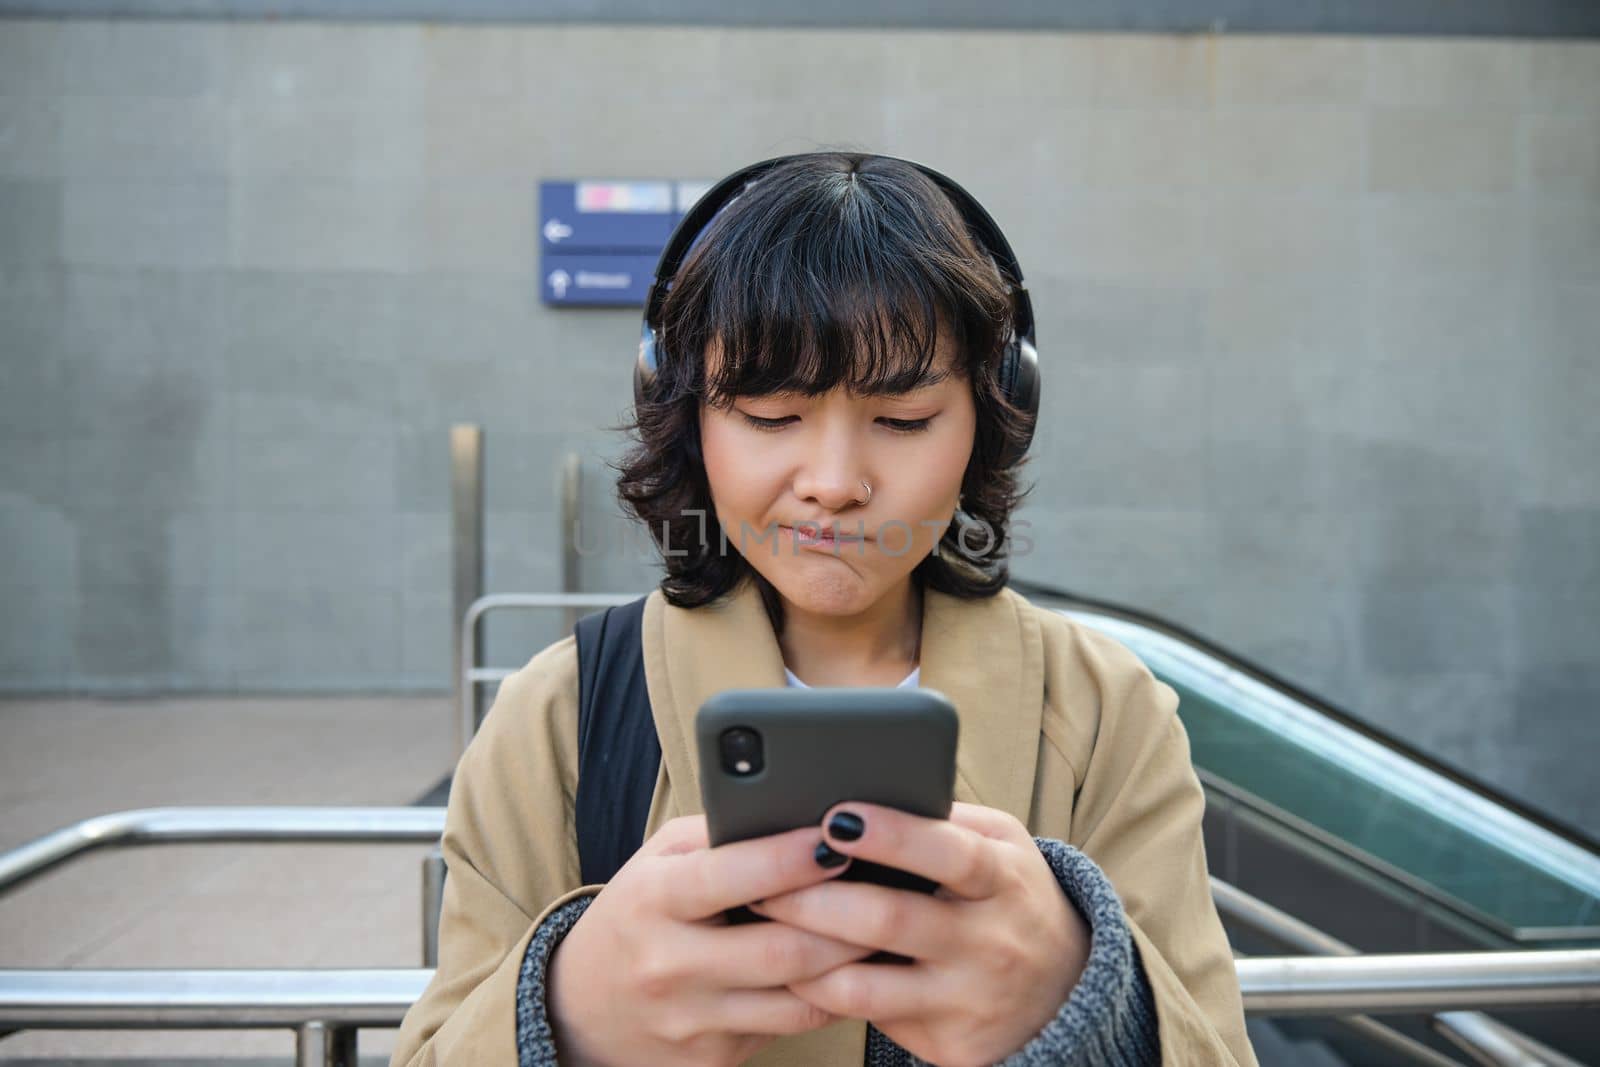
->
xmin=783 ymin=665 xmax=922 ymax=688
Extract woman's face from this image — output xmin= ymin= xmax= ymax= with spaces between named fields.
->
xmin=698 ymin=333 xmax=977 ymax=618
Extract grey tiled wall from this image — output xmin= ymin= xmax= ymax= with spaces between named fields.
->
xmin=0 ymin=20 xmax=1596 ymax=826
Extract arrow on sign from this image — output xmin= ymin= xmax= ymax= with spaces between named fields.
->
xmin=548 ymin=270 xmax=571 ymax=299
xmin=543 ymin=218 xmax=573 ymax=243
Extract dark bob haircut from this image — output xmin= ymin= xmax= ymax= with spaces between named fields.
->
xmin=610 ymin=151 xmax=1036 ymax=631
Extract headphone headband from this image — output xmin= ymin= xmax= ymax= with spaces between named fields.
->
xmin=642 ymin=153 xmax=1034 ymax=346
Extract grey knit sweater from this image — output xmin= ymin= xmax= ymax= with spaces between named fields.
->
xmin=514 ymin=838 xmax=1159 ymax=1066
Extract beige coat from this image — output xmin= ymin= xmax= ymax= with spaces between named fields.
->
xmin=391 ymin=578 xmax=1257 ymax=1067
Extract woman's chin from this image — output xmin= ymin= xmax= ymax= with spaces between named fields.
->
xmin=768 ymin=564 xmax=880 ymax=617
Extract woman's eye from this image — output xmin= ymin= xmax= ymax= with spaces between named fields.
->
xmin=737 ymin=412 xmax=933 ymax=434
xmin=879 ymin=417 xmax=933 ymax=434
xmin=740 ymin=412 xmax=795 ymax=432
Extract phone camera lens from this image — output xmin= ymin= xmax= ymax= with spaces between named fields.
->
xmin=719 ymin=727 xmax=764 ymax=776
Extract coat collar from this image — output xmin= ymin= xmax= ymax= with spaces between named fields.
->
xmin=640 ymin=575 xmax=1046 ymax=823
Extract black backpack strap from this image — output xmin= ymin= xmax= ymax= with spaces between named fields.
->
xmin=573 ymin=594 xmax=661 ymax=886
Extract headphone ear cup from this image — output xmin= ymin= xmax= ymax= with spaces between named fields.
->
xmin=997 ymin=338 xmax=1018 ymax=399
xmin=994 ymin=336 xmax=1040 ymax=469
xmin=635 ymin=324 xmax=661 ymax=408
xmin=1010 ymin=336 xmax=1040 ymax=422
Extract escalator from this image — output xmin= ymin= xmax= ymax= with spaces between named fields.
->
xmin=1009 ymin=577 xmax=1600 ymax=1066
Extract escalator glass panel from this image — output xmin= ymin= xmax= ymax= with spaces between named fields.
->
xmin=1068 ymin=611 xmax=1600 ymax=941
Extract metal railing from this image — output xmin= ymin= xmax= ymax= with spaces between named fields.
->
xmin=0 ymin=807 xmax=445 ymax=1065
xmin=449 ymin=441 xmax=639 ymax=759
xmin=457 ymin=591 xmax=640 ymax=759
xmin=1236 ymin=950 xmax=1600 ymax=1014
xmin=0 ymin=807 xmax=444 ymax=897
xmin=0 ymin=969 xmax=425 ymax=1067
xmin=450 ymin=425 xmax=485 ymax=764
xmin=5 ymin=806 xmax=1600 ymax=1066
xmin=0 ymin=806 xmax=449 ymax=994
xmin=1 ymin=953 xmax=1597 ymax=1067
xmin=1214 ymin=878 xmax=1589 ymax=1067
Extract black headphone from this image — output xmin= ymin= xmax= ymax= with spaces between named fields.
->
xmin=635 ymin=152 xmax=1040 ymax=468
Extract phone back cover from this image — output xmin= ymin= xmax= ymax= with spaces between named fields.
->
xmin=696 ymin=686 xmax=959 ymax=847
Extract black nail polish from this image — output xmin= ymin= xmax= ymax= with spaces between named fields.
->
xmin=814 ymin=841 xmax=849 ymax=868
xmin=828 ymin=811 xmax=865 ymax=842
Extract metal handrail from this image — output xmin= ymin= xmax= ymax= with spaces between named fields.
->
xmin=457 ymin=591 xmax=639 ymax=759
xmin=1235 ymin=949 xmax=1600 ymax=1014
xmin=0 ymin=807 xmax=450 ymax=1065
xmin=1214 ymin=879 xmax=1588 ymax=1067
xmin=1 ymin=951 xmax=1595 ymax=1024
xmin=0 ymin=969 xmax=428 ymax=1067
xmin=449 ymin=425 xmax=485 ymax=775
xmin=3 ymin=809 xmax=1598 ymax=1066
xmin=0 ymin=969 xmax=428 ymax=1026
xmin=0 ymin=807 xmax=444 ymax=897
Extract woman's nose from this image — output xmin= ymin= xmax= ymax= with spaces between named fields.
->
xmin=788 ymin=405 xmax=872 ymax=510
xmin=793 ymin=461 xmax=869 ymax=511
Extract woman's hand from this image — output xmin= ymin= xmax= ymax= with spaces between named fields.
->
xmin=546 ymin=815 xmax=872 ymax=1067
xmin=749 ymin=801 xmax=1091 ymax=1067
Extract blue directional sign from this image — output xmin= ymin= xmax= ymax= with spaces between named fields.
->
xmin=539 ymin=179 xmax=715 ymax=307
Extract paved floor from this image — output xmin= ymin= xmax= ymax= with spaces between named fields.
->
xmin=0 ymin=694 xmax=457 ymax=1063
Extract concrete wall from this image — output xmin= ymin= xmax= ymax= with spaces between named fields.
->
xmin=0 ymin=19 xmax=1596 ymax=826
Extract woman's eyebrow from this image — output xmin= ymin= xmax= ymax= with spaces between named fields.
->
xmin=876 ymin=366 xmax=952 ymax=395
xmin=736 ymin=367 xmax=952 ymax=400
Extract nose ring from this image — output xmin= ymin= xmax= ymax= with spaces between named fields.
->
xmin=858 ymin=480 xmax=872 ymax=506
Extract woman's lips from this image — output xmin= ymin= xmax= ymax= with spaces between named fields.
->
xmin=780 ymin=524 xmax=868 ymax=548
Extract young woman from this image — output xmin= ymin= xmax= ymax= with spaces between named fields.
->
xmin=392 ymin=152 xmax=1255 ymax=1067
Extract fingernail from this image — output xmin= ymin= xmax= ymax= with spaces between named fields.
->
xmin=827 ymin=811 xmax=865 ymax=842
xmin=814 ymin=841 xmax=849 ymax=868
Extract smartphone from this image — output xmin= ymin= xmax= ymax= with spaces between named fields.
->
xmin=696 ymin=686 xmax=960 ymax=937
